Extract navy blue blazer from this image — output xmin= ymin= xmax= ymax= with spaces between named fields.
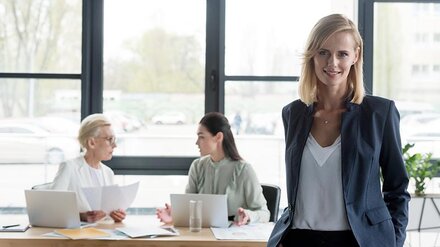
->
xmin=267 ymin=95 xmax=410 ymax=247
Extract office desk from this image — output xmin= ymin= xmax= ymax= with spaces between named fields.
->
xmin=0 ymin=215 xmax=267 ymax=247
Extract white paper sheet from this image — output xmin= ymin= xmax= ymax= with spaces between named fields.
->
xmin=42 ymin=229 xmax=128 ymax=240
xmin=210 ymin=223 xmax=274 ymax=240
xmin=82 ymin=182 xmax=139 ymax=213
xmin=116 ymin=226 xmax=179 ymax=238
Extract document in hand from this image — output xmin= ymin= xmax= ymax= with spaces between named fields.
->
xmin=82 ymin=182 xmax=139 ymax=213
xmin=54 ymin=228 xmax=110 ymax=240
xmin=116 ymin=226 xmax=179 ymax=238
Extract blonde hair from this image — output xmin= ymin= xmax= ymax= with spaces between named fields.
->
xmin=77 ymin=113 xmax=111 ymax=150
xmin=299 ymin=14 xmax=364 ymax=105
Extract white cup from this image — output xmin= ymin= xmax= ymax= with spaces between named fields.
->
xmin=189 ymin=200 xmax=202 ymax=232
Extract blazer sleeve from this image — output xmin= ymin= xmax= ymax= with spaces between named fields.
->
xmin=379 ymin=101 xmax=410 ymax=247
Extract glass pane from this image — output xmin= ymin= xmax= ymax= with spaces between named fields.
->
xmin=225 ymin=80 xmax=298 ymax=208
xmin=0 ymin=0 xmax=82 ymax=73
xmin=0 ymin=79 xmax=81 ymax=209
xmin=103 ymin=0 xmax=205 ymax=157
xmin=373 ymin=3 xmax=440 ymax=161
xmin=225 ymin=0 xmax=355 ymax=76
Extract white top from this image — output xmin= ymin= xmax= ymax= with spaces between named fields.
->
xmin=292 ymin=133 xmax=350 ymax=231
xmin=51 ymin=155 xmax=115 ymax=212
xmin=87 ymin=165 xmax=105 ymax=187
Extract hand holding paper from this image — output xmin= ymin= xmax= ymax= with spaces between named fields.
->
xmin=82 ymin=182 xmax=139 ymax=213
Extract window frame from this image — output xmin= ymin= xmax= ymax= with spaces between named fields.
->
xmin=360 ymin=0 xmax=440 ymax=173
xmin=359 ymin=0 xmax=440 ymax=95
xmin=7 ymin=0 xmax=422 ymax=175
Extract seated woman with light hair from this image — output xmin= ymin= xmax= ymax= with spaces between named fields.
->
xmin=51 ymin=113 xmax=126 ymax=223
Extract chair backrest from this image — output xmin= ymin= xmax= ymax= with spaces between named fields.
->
xmin=32 ymin=182 xmax=53 ymax=190
xmin=261 ymin=183 xmax=281 ymax=222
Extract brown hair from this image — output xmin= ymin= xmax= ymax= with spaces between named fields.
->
xmin=199 ymin=112 xmax=242 ymax=161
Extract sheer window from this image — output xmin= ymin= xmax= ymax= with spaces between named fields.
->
xmin=103 ymin=0 xmax=206 ymax=208
xmin=0 ymin=0 xmax=82 ymax=210
xmin=373 ymin=2 xmax=440 ymax=193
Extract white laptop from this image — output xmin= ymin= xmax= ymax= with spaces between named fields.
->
xmin=170 ymin=193 xmax=229 ymax=228
xmin=24 ymin=190 xmax=81 ymax=228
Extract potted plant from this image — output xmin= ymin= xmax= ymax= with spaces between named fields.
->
xmin=403 ymin=143 xmax=440 ymax=196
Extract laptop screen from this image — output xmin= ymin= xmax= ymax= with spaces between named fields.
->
xmin=25 ymin=190 xmax=81 ymax=228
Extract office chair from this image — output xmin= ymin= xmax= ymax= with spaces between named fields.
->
xmin=261 ymin=183 xmax=281 ymax=222
xmin=31 ymin=182 xmax=53 ymax=190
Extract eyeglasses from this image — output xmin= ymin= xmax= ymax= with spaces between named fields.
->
xmin=96 ymin=136 xmax=117 ymax=145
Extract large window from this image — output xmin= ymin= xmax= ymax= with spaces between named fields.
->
xmin=0 ymin=0 xmax=82 ymax=210
xmin=5 ymin=0 xmax=438 ymax=212
xmin=364 ymin=0 xmax=440 ymax=194
xmin=103 ymin=0 xmax=205 ymax=157
xmin=102 ymin=0 xmax=206 ymax=209
xmin=0 ymin=0 xmax=359 ymax=211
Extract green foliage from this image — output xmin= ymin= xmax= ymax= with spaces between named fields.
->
xmin=403 ymin=143 xmax=440 ymax=196
xmin=106 ymin=28 xmax=204 ymax=94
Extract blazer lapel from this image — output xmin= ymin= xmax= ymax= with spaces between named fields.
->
xmin=287 ymin=104 xmax=314 ymax=206
xmin=341 ymin=102 xmax=360 ymax=199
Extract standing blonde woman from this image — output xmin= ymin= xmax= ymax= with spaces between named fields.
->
xmin=268 ymin=14 xmax=409 ymax=247
xmin=51 ymin=113 xmax=126 ymax=223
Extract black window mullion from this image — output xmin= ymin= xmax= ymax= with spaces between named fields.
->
xmin=225 ymin=75 xmax=299 ymax=82
xmin=359 ymin=0 xmax=374 ymax=94
xmin=103 ymin=156 xmax=198 ymax=175
xmin=81 ymin=0 xmax=104 ymax=119
xmin=205 ymin=0 xmax=225 ymax=114
xmin=0 ymin=73 xmax=80 ymax=79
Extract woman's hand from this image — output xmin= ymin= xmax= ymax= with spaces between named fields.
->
xmin=80 ymin=210 xmax=106 ymax=223
xmin=110 ymin=209 xmax=126 ymax=222
xmin=156 ymin=203 xmax=173 ymax=224
xmin=235 ymin=207 xmax=250 ymax=226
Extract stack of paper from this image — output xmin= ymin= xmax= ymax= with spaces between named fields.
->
xmin=54 ymin=228 xmax=110 ymax=240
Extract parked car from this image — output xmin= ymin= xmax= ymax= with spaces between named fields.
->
xmin=0 ymin=121 xmax=79 ymax=164
xmin=151 ymin=112 xmax=187 ymax=125
xmin=33 ymin=116 xmax=80 ymax=135
xmin=104 ymin=111 xmax=144 ymax=133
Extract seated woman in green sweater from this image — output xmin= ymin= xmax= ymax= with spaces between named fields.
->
xmin=156 ymin=112 xmax=269 ymax=225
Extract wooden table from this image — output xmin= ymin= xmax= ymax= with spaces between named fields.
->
xmin=0 ymin=215 xmax=268 ymax=247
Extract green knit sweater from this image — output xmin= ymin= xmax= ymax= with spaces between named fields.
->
xmin=185 ymin=155 xmax=270 ymax=223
